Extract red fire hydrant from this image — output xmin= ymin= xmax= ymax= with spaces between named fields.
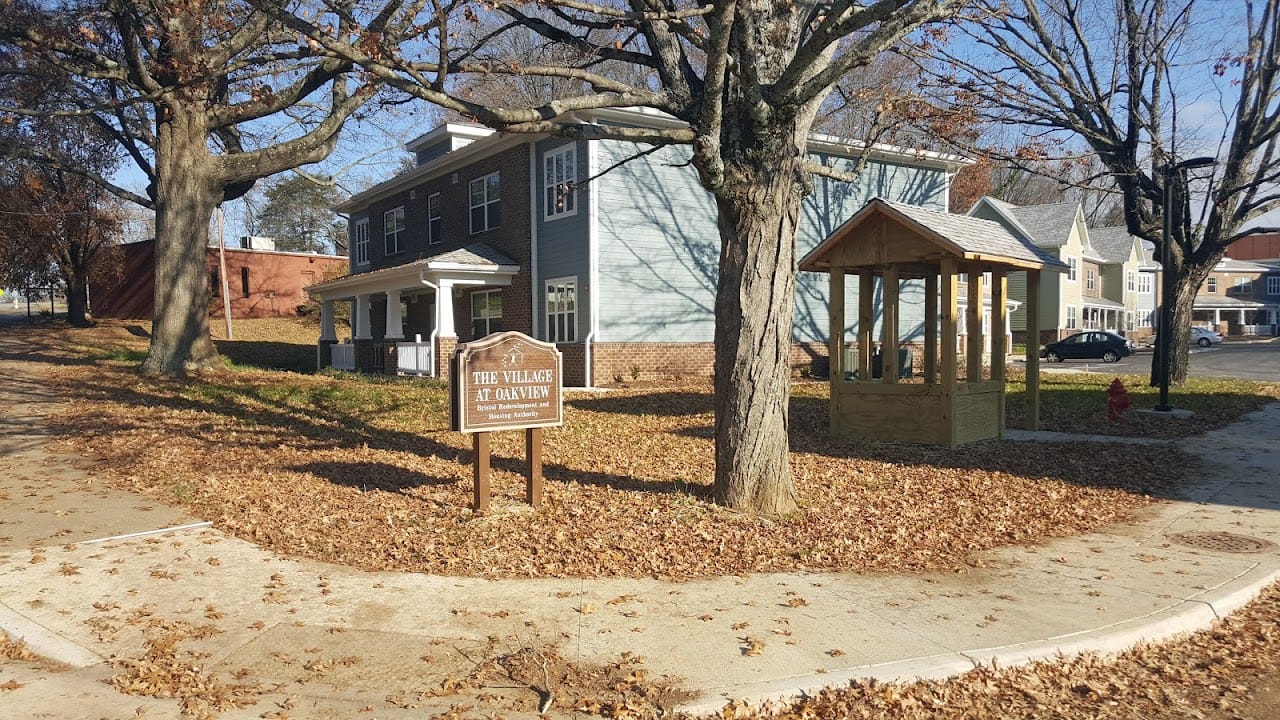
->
xmin=1107 ymin=378 xmax=1131 ymax=423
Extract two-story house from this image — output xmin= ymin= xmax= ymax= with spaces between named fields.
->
xmin=1185 ymin=257 xmax=1280 ymax=336
xmin=967 ymin=198 xmax=1157 ymax=345
xmin=1086 ymin=226 xmax=1158 ymax=342
xmin=308 ymin=108 xmax=967 ymax=384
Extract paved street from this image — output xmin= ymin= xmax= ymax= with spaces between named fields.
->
xmin=1040 ymin=339 xmax=1280 ymax=381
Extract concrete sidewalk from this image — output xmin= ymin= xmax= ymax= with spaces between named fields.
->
xmin=3 ymin=340 xmax=1280 ymax=718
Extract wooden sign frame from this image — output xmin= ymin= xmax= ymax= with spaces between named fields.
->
xmin=450 ymin=332 xmax=563 ymax=512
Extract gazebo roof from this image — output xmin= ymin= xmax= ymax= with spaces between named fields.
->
xmin=800 ymin=198 xmax=1068 ymax=275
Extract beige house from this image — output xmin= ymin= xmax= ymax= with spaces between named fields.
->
xmin=1184 ymin=257 xmax=1280 ymax=336
xmin=968 ymin=198 xmax=1150 ymax=344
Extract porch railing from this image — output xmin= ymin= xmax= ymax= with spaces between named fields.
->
xmin=330 ymin=342 xmax=356 ymax=371
xmin=1237 ymin=324 xmax=1278 ymax=337
xmin=396 ymin=341 xmax=435 ymax=376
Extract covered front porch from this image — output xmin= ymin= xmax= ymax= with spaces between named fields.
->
xmin=1082 ymin=296 xmax=1126 ymax=333
xmin=304 ymin=244 xmax=519 ymax=378
xmin=1193 ymin=297 xmax=1280 ymax=337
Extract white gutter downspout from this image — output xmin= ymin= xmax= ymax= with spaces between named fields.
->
xmin=418 ymin=271 xmax=440 ymax=375
xmin=584 ymin=133 xmax=601 ymax=388
xmin=528 ymin=139 xmax=540 ymax=340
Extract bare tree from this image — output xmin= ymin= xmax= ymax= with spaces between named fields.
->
xmin=927 ymin=0 xmax=1280 ymax=383
xmin=0 ymin=0 xmax=379 ymax=373
xmin=257 ymin=0 xmax=963 ymax=514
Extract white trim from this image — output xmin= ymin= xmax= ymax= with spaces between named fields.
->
xmin=427 ymin=192 xmax=442 ymax=245
xmin=545 ymin=276 xmax=578 ymax=343
xmin=529 ymin=140 xmax=540 ymax=338
xmin=353 ymin=218 xmax=370 ymax=266
xmin=383 ymin=206 xmax=405 ymax=256
xmin=585 ymin=137 xmax=601 ymax=387
xmin=469 ymin=172 xmax=501 ymax=234
xmin=543 ymin=143 xmax=579 ymax=220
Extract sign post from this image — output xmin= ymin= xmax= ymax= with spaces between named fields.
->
xmin=451 ymin=332 xmax=563 ymax=512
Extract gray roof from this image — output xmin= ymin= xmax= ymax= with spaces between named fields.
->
xmin=877 ymin=200 xmax=1068 ymax=270
xmin=1005 ymin=202 xmax=1078 ymax=249
xmin=1088 ymin=226 xmax=1137 ymax=263
xmin=431 ymin=242 xmax=517 ymax=267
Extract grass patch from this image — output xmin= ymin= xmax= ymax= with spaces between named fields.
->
xmin=1004 ymin=370 xmax=1280 ymax=438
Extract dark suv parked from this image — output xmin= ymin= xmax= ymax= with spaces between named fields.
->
xmin=1040 ymin=331 xmax=1135 ymax=363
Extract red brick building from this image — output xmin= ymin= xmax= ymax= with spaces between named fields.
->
xmin=92 ymin=240 xmax=348 ymax=320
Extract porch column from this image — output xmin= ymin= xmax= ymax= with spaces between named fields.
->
xmin=924 ymin=272 xmax=938 ymax=384
xmin=319 ymin=300 xmax=337 ymax=342
xmin=965 ymin=264 xmax=983 ymax=382
xmin=991 ymin=269 xmax=1008 ymax=438
xmin=1213 ymin=308 xmax=1221 ymax=327
xmin=829 ymin=267 xmax=845 ymax=384
xmin=384 ymin=288 xmax=404 ymax=340
xmin=882 ymin=266 xmax=899 ymax=384
xmin=1025 ymin=270 xmax=1042 ymax=431
xmin=354 ymin=294 xmax=372 ymax=340
xmin=1239 ymin=309 xmax=1247 ymax=327
xmin=940 ymin=259 xmax=959 ymax=446
xmin=857 ymin=270 xmax=874 ymax=381
xmin=436 ymin=281 xmax=457 ymax=337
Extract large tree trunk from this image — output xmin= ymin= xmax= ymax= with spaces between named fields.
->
xmin=63 ymin=272 xmax=89 ymax=327
xmin=707 ymin=122 xmax=808 ymax=516
xmin=1150 ymin=261 xmax=1213 ymax=387
xmin=143 ymin=104 xmax=222 ymax=374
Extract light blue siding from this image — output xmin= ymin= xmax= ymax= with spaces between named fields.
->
xmin=534 ymin=138 xmax=591 ymax=340
xmin=595 ymin=140 xmax=949 ymax=343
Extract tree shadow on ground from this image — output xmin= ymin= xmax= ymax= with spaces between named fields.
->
xmin=214 ymin=339 xmax=315 ymax=373
xmin=567 ymin=390 xmax=714 ymax=416
xmin=292 ymin=460 xmax=456 ymax=493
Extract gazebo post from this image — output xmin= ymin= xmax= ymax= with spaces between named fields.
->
xmin=1025 ymin=270 xmax=1042 ymax=431
xmin=924 ymin=272 xmax=938 ymax=384
xmin=991 ymin=269 xmax=1008 ymax=437
xmin=940 ymin=258 xmax=959 ymax=446
xmin=882 ymin=266 xmax=899 ymax=383
xmin=829 ymin=267 xmax=845 ymax=427
xmin=858 ymin=270 xmax=874 ymax=381
xmin=966 ymin=264 xmax=984 ymax=383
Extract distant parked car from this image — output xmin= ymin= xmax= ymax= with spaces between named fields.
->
xmin=1190 ymin=327 xmax=1224 ymax=347
xmin=1149 ymin=326 xmax=1224 ymax=349
xmin=1040 ymin=331 xmax=1135 ymax=363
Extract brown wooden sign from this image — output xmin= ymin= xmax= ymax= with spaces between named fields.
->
xmin=450 ymin=332 xmax=563 ymax=513
xmin=450 ymin=331 xmax=563 ymax=433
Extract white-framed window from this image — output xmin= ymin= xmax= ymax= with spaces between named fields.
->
xmin=545 ymin=277 xmax=577 ymax=343
xmin=1127 ymin=271 xmax=1135 ymax=292
xmin=1086 ymin=267 xmax=1096 ymax=291
xmin=1207 ymin=276 xmax=1218 ymax=293
xmin=428 ymin=193 xmax=442 ymax=245
xmin=353 ymin=218 xmax=369 ymax=265
xmin=1236 ymin=276 xmax=1252 ymax=294
xmin=1138 ymin=273 xmax=1153 ymax=294
xmin=1067 ymin=257 xmax=1078 ymax=281
xmin=384 ymin=206 xmax=405 ymax=255
xmin=1066 ymin=305 xmax=1078 ymax=329
xmin=1269 ymin=276 xmax=1280 ymax=295
xmin=470 ymin=289 xmax=502 ymax=338
xmin=469 ymin=172 xmax=501 ymax=233
xmin=544 ymin=145 xmax=577 ymax=219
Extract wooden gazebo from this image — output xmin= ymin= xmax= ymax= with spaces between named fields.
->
xmin=799 ymin=199 xmax=1067 ymax=446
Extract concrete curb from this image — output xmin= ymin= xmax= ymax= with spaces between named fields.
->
xmin=675 ymin=565 xmax=1280 ymax=717
xmin=0 ymin=601 xmax=102 ymax=668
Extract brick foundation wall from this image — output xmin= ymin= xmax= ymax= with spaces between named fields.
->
xmin=381 ymin=344 xmax=398 ymax=375
xmin=435 ymin=336 xmax=457 ymax=380
xmin=353 ymin=339 xmax=381 ymax=373
xmin=559 ymin=343 xmax=586 ymax=387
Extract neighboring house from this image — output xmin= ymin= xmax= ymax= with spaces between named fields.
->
xmin=92 ymin=239 xmax=348 ymax=320
xmin=968 ymin=198 xmax=1153 ymax=344
xmin=309 ymin=108 xmax=968 ymax=384
xmin=1182 ymin=256 xmax=1280 ymax=336
xmin=1086 ymin=226 xmax=1159 ymax=342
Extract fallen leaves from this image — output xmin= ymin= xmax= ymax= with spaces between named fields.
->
xmin=741 ymin=637 xmax=766 ymax=657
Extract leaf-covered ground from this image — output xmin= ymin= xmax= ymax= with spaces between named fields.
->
xmin=17 ymin=321 xmax=1200 ymax=579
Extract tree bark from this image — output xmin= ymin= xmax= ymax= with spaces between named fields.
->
xmin=63 ymin=272 xmax=89 ymax=327
xmin=142 ymin=104 xmax=222 ymax=374
xmin=1150 ymin=261 xmax=1213 ymax=387
xmin=707 ymin=122 xmax=807 ymax=516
